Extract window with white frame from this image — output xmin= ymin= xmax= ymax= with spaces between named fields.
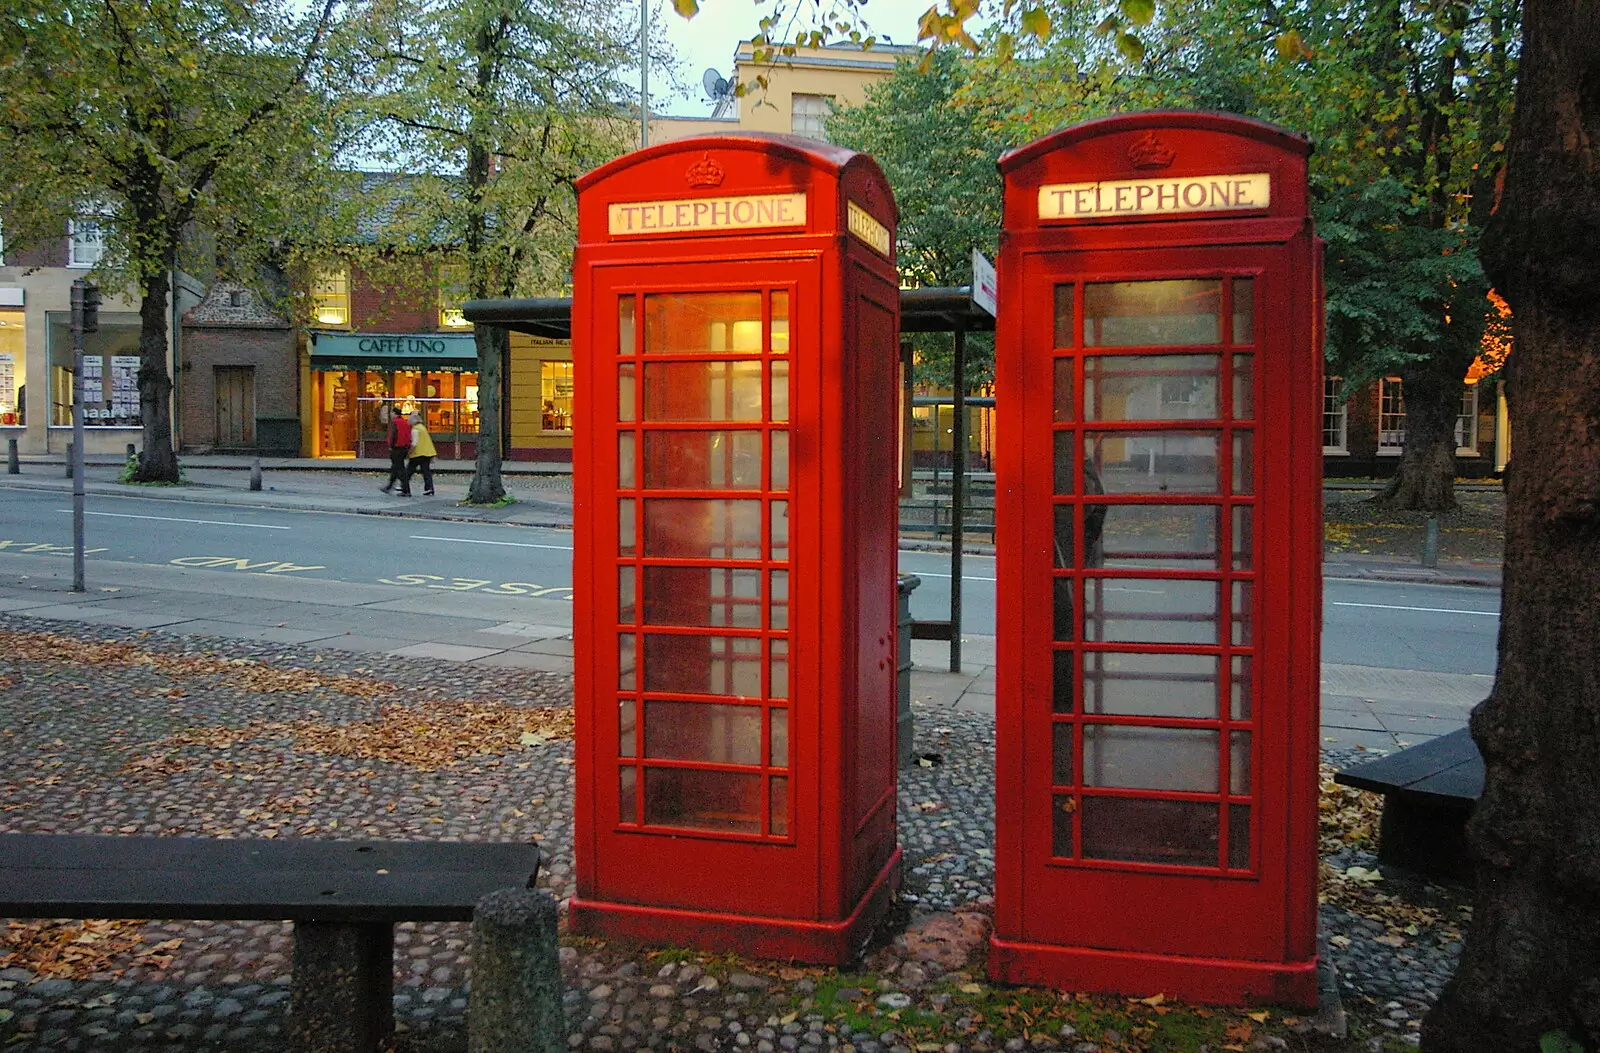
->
xmin=1323 ymin=375 xmax=1348 ymax=454
xmin=1456 ymin=384 xmax=1479 ymax=455
xmin=1378 ymin=377 xmax=1406 ymax=454
xmin=68 ymin=209 xmax=109 ymax=268
xmin=791 ymin=94 xmax=834 ymax=141
xmin=310 ymin=265 xmax=351 ymax=326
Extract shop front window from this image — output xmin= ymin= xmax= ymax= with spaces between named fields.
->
xmin=541 ymin=360 xmax=574 ymax=433
xmin=0 ymin=310 xmax=23 ymax=426
xmin=48 ymin=312 xmax=142 ymax=427
xmin=345 ymin=367 xmax=480 ymax=449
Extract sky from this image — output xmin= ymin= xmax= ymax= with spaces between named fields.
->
xmin=650 ymin=0 xmax=960 ymax=116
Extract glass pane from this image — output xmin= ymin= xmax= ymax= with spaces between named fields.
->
xmin=643 ymin=634 xmax=762 ymax=697
xmin=1231 ymin=279 xmax=1254 ymax=344
xmin=618 ymin=433 xmax=636 ymax=488
xmin=1086 ymin=431 xmax=1220 ymax=494
xmin=619 ymin=500 xmax=636 ymax=555
xmin=1083 ymin=578 xmax=1219 ymax=644
xmin=770 ymin=776 xmax=789 ymax=836
xmin=1231 ymin=506 xmax=1253 ymax=569
xmin=619 ymin=700 xmax=637 ymax=756
xmin=1083 ymin=652 xmax=1219 ymax=718
xmin=1231 ymin=655 xmax=1252 ymax=720
xmin=1231 ymin=731 xmax=1251 ymax=795
xmin=1084 ymin=355 xmax=1218 ymax=421
xmin=619 ymin=634 xmax=637 ymax=690
xmin=1090 ymin=504 xmax=1218 ymax=569
xmin=771 ymin=431 xmax=789 ymax=490
xmin=1054 ymin=431 xmax=1075 ymax=495
xmin=770 ymin=638 xmax=789 ymax=699
xmin=1082 ymin=797 xmax=1218 ymax=866
xmin=644 ymin=292 xmax=763 ymax=354
xmin=770 ymin=708 xmax=788 ymax=766
xmin=1084 ymin=280 xmax=1221 ymax=347
xmin=643 ymin=431 xmax=763 ymax=490
xmin=619 ymin=766 xmax=637 ymax=823
xmin=1228 ymin=804 xmax=1250 ymax=868
xmin=1232 ymin=580 xmax=1253 ymax=646
xmin=1231 ymin=354 xmax=1254 ymax=418
xmin=1052 ymin=650 xmax=1074 ymax=713
xmin=1082 ymin=725 xmax=1219 ymax=792
xmin=771 ymin=501 xmax=789 ymax=561
xmin=643 ymin=361 xmax=764 ymax=421
xmin=1052 ymin=505 xmax=1074 ymax=568
xmin=1054 ymin=285 xmax=1075 ymax=347
xmin=1054 ymin=359 xmax=1074 ymax=422
xmin=642 ymin=499 xmax=762 ymax=560
xmin=1052 ymin=795 xmax=1076 ymax=857
xmin=619 ymin=363 xmax=635 ymax=422
xmin=1052 ymin=722 xmax=1074 ymax=785
xmin=771 ymin=292 xmax=790 ymax=352
xmin=770 ymin=361 xmax=789 ymax=421
xmin=1053 ymin=577 xmax=1075 ymax=642
xmin=644 ymin=768 xmax=760 ymax=834
xmin=770 ymin=571 xmax=789 ymax=630
xmin=619 ymin=566 xmax=636 ymax=623
xmin=644 ymin=701 xmax=762 ymax=764
xmin=619 ymin=297 xmax=636 ymax=354
xmin=642 ymin=566 xmax=762 ymax=628
xmin=1232 ymin=432 xmax=1254 ymax=494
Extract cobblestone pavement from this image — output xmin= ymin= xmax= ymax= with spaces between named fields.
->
xmin=0 ymin=616 xmax=1465 ymax=1052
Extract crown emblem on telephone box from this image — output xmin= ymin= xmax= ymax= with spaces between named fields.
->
xmin=1128 ymin=132 xmax=1176 ymax=169
xmin=686 ymin=153 xmax=726 ymax=188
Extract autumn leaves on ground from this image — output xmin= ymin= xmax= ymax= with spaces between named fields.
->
xmin=0 ymin=624 xmax=1453 ymax=1051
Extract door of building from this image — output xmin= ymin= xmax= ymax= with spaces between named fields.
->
xmin=215 ymin=366 xmax=255 ymax=448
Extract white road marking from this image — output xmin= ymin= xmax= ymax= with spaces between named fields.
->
xmin=1333 ymin=601 xmax=1499 ymax=617
xmin=411 ymin=534 xmax=573 ymax=551
xmin=61 ymin=510 xmax=289 ymax=530
xmin=902 ymin=571 xmax=998 ymax=582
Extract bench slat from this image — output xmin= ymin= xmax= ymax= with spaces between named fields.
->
xmin=0 ymin=835 xmax=539 ymax=924
xmin=1334 ymin=728 xmax=1483 ymax=802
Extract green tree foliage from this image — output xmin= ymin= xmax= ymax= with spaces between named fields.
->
xmin=963 ymin=0 xmax=1518 ymax=508
xmin=826 ymin=50 xmax=1006 ymax=389
xmin=328 ymin=0 xmax=638 ymax=504
xmin=0 ymin=0 xmax=345 ymax=482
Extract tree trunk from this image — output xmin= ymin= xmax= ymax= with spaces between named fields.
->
xmin=1422 ymin=1 xmax=1600 ymax=1049
xmin=1373 ymin=361 xmax=1462 ymax=512
xmin=466 ymin=323 xmax=507 ymax=505
xmin=132 ymin=265 xmax=180 ymax=483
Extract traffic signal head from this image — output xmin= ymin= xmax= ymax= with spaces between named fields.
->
xmin=82 ymin=283 xmax=101 ymax=334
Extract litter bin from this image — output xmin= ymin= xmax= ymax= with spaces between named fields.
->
xmin=897 ymin=574 xmax=921 ymax=766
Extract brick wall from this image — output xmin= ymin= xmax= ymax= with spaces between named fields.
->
xmin=348 ymin=263 xmax=440 ymax=333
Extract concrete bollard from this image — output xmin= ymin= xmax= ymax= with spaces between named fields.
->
xmin=64 ymin=443 xmax=73 ymax=479
xmin=126 ymin=442 xmax=137 ymax=461
xmin=1422 ymin=516 xmax=1440 ymax=568
xmin=469 ymin=887 xmax=564 ymax=1053
xmin=250 ymin=457 xmax=263 ymax=492
xmin=6 ymin=438 xmax=17 ymax=475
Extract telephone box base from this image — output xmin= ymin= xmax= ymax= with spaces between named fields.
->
xmin=570 ymin=851 xmax=901 ymax=965
xmin=987 ymin=935 xmax=1318 ymax=1008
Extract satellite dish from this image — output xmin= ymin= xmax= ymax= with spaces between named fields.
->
xmin=702 ymin=67 xmax=735 ymax=118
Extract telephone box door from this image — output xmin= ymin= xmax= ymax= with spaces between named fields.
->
xmin=580 ymin=258 xmax=821 ymax=921
xmin=1015 ymin=245 xmax=1294 ymax=959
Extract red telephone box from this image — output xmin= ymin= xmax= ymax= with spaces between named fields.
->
xmin=988 ymin=113 xmax=1323 ymax=1005
xmin=568 ymin=133 xmax=903 ymax=963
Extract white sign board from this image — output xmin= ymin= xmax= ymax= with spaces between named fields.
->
xmin=1038 ymin=173 xmax=1271 ymax=221
xmin=971 ymin=249 xmax=997 ymax=318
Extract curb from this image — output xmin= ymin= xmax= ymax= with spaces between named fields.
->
xmin=15 ymin=458 xmax=572 ymax=477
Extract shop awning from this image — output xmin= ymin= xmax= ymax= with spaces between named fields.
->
xmin=461 ymin=287 xmax=995 ymax=338
xmin=308 ymin=330 xmax=480 ymax=370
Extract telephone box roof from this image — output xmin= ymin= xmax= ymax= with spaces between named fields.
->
xmin=576 ymin=131 xmax=897 ymax=221
xmin=998 ymin=111 xmax=1311 ymax=174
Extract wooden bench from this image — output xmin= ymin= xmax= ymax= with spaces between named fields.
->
xmin=1334 ymin=727 xmax=1482 ymax=882
xmin=0 ymin=834 xmax=541 ymax=1053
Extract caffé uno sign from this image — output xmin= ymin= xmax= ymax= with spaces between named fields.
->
xmin=311 ymin=331 xmax=477 ymax=360
xmin=1038 ymin=172 xmax=1271 ymax=221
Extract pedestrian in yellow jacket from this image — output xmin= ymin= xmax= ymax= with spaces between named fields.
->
xmin=405 ymin=411 xmax=437 ymax=496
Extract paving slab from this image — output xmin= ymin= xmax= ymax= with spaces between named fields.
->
xmin=180 ymin=621 xmax=347 ymax=646
xmin=1321 ymin=663 xmax=1493 ymax=706
xmin=514 ymin=637 xmax=576 ymax=656
xmin=301 ymin=634 xmax=417 ymax=655
xmin=1319 ymin=705 xmax=1388 ymax=732
xmin=1320 ymin=727 xmax=1405 ymax=752
xmin=909 ymin=671 xmax=980 ymax=707
xmin=469 ymin=650 xmax=575 ymax=672
xmin=1375 ymin=711 xmax=1476 ymax=738
xmin=388 ymin=641 xmax=507 ymax=662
